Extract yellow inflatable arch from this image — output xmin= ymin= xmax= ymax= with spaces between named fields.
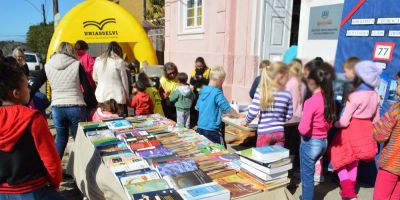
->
xmin=46 ymin=0 xmax=158 ymax=64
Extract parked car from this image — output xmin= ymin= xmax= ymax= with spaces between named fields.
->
xmin=25 ymin=52 xmax=44 ymax=71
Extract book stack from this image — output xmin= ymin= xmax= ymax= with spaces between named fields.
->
xmin=82 ymin=116 xmax=292 ymax=200
xmin=236 ymin=145 xmax=292 ymax=190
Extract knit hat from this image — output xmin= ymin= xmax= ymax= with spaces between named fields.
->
xmin=355 ymin=60 xmax=382 ymax=87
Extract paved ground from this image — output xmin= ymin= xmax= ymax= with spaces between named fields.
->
xmin=48 ymin=120 xmax=373 ymax=200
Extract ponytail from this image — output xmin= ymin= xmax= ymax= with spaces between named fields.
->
xmin=307 ymin=63 xmax=336 ymax=122
xmin=259 ymin=62 xmax=289 ymax=111
xmin=102 ymin=99 xmax=120 ymax=115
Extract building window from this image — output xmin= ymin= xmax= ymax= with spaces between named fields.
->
xmin=181 ymin=0 xmax=203 ymax=33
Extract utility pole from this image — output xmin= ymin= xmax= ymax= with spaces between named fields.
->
xmin=52 ymin=0 xmax=59 ymax=29
xmin=42 ymin=3 xmax=46 ymax=25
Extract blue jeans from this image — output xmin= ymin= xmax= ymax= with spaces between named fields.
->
xmin=0 ymin=185 xmax=66 ymax=200
xmin=52 ymin=106 xmax=86 ymax=159
xmin=197 ymin=128 xmax=223 ymax=145
xmin=300 ymin=136 xmax=327 ymax=200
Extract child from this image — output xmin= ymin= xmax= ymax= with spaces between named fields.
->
xmin=249 ymin=60 xmax=270 ymax=99
xmin=130 ymin=82 xmax=154 ymax=115
xmin=298 ymin=63 xmax=336 ymax=200
xmin=92 ymin=99 xmax=120 ymax=122
xmin=341 ymin=57 xmax=360 ymax=106
xmin=286 ymin=60 xmax=306 ymax=118
xmin=137 ymin=72 xmax=165 ymax=116
xmin=373 ymin=72 xmax=400 ymax=200
xmin=328 ymin=60 xmax=381 ymax=199
xmin=196 ymin=66 xmax=241 ymax=145
xmin=243 ymin=62 xmax=293 ymax=147
xmin=0 ymin=61 xmax=64 ymax=199
xmin=170 ymin=73 xmax=194 ymax=128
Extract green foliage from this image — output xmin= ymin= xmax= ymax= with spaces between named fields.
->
xmin=146 ymin=0 xmax=165 ymax=27
xmin=26 ymin=22 xmax=54 ymax=56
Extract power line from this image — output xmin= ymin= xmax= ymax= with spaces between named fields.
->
xmin=23 ymin=0 xmax=42 ymax=14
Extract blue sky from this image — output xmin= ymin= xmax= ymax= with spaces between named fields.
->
xmin=0 ymin=0 xmax=83 ymax=42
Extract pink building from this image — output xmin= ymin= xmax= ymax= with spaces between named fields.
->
xmin=165 ymin=0 xmax=343 ymax=102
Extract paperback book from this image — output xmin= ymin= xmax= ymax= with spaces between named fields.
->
xmin=119 ymin=170 xmax=160 ymax=186
xmin=124 ymin=179 xmax=170 ymax=195
xmin=164 ymin=170 xmax=212 ymax=189
xmin=155 ymin=159 xmax=199 ymax=177
xmin=133 ymin=189 xmax=184 ymax=200
xmin=178 ymin=182 xmax=230 ymax=200
xmin=215 ymin=171 xmax=266 ymax=199
xmin=105 ymin=119 xmax=133 ymax=130
xmin=251 ymin=145 xmax=289 ymax=162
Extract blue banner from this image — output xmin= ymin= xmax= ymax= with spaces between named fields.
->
xmin=335 ymin=0 xmax=400 ymax=114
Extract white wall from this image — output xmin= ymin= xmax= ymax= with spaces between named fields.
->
xmin=298 ymin=0 xmax=344 ymax=64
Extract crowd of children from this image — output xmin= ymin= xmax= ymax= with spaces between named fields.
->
xmin=1 ymin=39 xmax=400 ymax=200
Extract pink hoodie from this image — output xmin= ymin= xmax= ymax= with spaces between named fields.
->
xmin=77 ymin=50 xmax=95 ymax=88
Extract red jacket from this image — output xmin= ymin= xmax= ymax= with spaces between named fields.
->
xmin=328 ymin=118 xmax=378 ymax=170
xmin=130 ymin=92 xmax=154 ymax=115
xmin=0 ymin=105 xmax=62 ymax=194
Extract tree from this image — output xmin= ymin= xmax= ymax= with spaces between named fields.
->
xmin=146 ymin=0 xmax=165 ymax=27
xmin=26 ymin=22 xmax=54 ymax=56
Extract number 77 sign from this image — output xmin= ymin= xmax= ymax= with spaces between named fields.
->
xmin=373 ymin=42 xmax=395 ymax=62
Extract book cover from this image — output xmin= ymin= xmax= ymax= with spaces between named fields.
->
xmin=215 ymin=172 xmax=265 ymax=199
xmin=164 ymin=170 xmax=212 ymax=189
xmin=236 ymin=148 xmax=282 ymax=164
xmin=197 ymin=143 xmax=225 ymax=154
xmin=207 ymin=168 xmax=237 ymax=180
xmin=137 ymin=147 xmax=175 ymax=159
xmin=133 ymin=189 xmax=184 ymax=200
xmin=178 ymin=182 xmax=230 ymax=200
xmin=156 ymin=159 xmax=199 ymax=177
xmin=124 ymin=179 xmax=170 ymax=195
xmin=102 ymin=153 xmax=149 ymax=173
xmin=106 ymin=119 xmax=133 ymax=130
xmin=128 ymin=139 xmax=161 ymax=151
xmin=252 ymin=145 xmax=289 ymax=161
xmin=119 ymin=170 xmax=160 ymax=186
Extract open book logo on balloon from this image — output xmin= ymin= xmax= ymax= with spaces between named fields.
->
xmin=83 ymin=18 xmax=116 ymax=30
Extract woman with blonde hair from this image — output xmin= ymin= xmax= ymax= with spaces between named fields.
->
xmin=12 ymin=47 xmax=29 ymax=76
xmin=45 ymin=42 xmax=93 ymax=158
xmin=243 ymin=62 xmax=293 ymax=147
xmin=93 ymin=41 xmax=129 ymax=115
xmin=286 ymin=59 xmax=306 ymax=117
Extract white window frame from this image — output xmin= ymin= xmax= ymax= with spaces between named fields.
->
xmin=179 ymin=0 xmax=204 ymax=34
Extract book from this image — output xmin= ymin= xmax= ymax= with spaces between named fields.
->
xmin=96 ymin=141 xmax=131 ymax=156
xmin=128 ymin=139 xmax=161 ymax=151
xmin=137 ymin=147 xmax=176 ymax=159
xmin=197 ymin=143 xmax=226 ymax=154
xmin=240 ymin=156 xmax=292 ymax=174
xmin=207 ymin=168 xmax=237 ymax=180
xmin=240 ymin=162 xmax=288 ymax=182
xmin=124 ymin=179 xmax=170 ymax=195
xmin=265 ymin=177 xmax=290 ymax=191
xmin=105 ymin=119 xmax=133 ymax=130
xmin=236 ymin=148 xmax=283 ymax=164
xmin=133 ymin=189 xmax=184 ymax=200
xmin=155 ymin=159 xmax=199 ymax=177
xmin=102 ymin=153 xmax=149 ymax=173
xmin=164 ymin=170 xmax=212 ymax=189
xmin=215 ymin=171 xmax=266 ymax=199
xmin=252 ymin=145 xmax=289 ymax=162
xmin=178 ymin=182 xmax=230 ymax=200
xmin=87 ymin=129 xmax=119 ymax=146
xmin=119 ymin=170 xmax=160 ymax=186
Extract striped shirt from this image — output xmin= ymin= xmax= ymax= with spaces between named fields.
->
xmin=246 ymin=89 xmax=293 ymax=135
xmin=373 ymin=102 xmax=400 ymax=176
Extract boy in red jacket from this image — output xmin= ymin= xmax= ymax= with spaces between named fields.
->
xmin=130 ymin=82 xmax=154 ymax=115
xmin=0 ymin=60 xmax=65 ymax=199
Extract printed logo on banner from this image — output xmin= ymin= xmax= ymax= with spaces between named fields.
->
xmin=373 ymin=42 xmax=395 ymax=62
